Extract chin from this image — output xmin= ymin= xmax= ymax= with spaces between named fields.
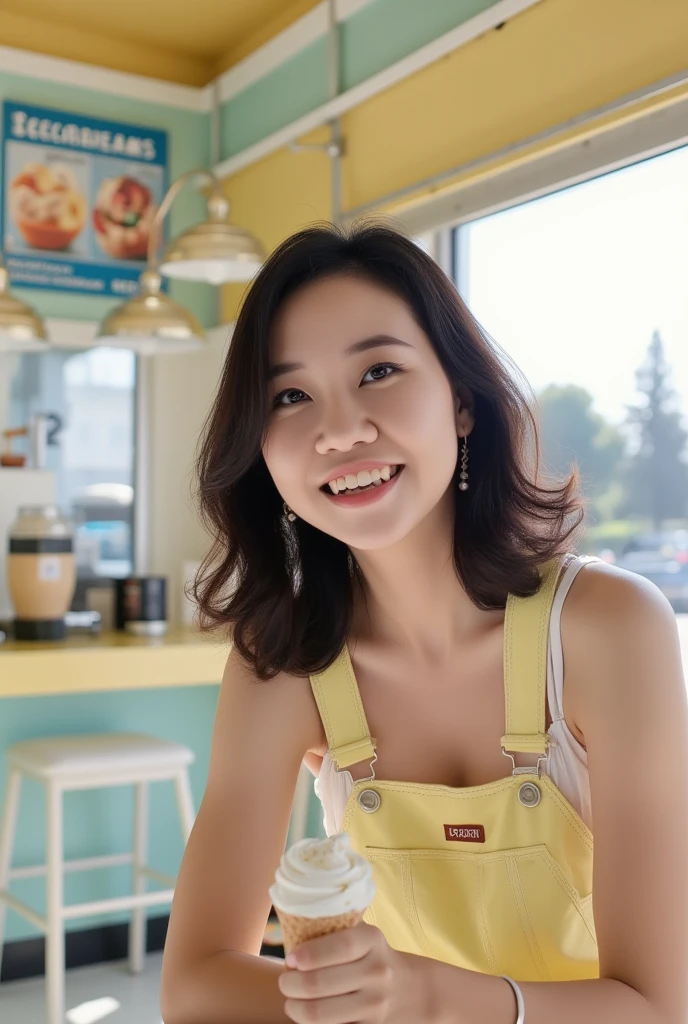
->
xmin=318 ymin=513 xmax=420 ymax=552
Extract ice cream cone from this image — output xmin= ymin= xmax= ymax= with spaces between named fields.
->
xmin=275 ymin=906 xmax=366 ymax=955
xmin=269 ymin=833 xmax=375 ymax=956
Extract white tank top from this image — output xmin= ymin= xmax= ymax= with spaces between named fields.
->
xmin=314 ymin=555 xmax=594 ymax=837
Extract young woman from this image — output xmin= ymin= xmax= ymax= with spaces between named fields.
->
xmin=160 ymin=224 xmax=688 ymax=1024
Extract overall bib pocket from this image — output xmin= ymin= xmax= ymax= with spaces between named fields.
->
xmin=365 ymin=845 xmax=598 ymax=982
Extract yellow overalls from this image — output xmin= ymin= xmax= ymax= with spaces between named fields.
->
xmin=310 ymin=556 xmax=599 ymax=982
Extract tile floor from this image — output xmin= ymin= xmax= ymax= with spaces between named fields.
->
xmin=0 ymin=952 xmax=166 ymax=1024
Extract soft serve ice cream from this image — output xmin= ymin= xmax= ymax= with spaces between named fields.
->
xmin=270 ymin=833 xmax=375 ymax=952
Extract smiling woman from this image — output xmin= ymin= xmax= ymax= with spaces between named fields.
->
xmin=191 ymin=223 xmax=582 ymax=679
xmin=160 ymin=222 xmax=688 ymax=1024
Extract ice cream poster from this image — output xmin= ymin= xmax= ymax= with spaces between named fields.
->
xmin=1 ymin=102 xmax=168 ymax=297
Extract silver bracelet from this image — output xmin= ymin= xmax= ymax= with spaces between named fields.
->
xmin=500 ymin=975 xmax=525 ymax=1024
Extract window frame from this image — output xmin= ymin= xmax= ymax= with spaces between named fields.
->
xmin=8 ymin=332 xmax=145 ymax=578
xmin=400 ymin=89 xmax=688 ymax=274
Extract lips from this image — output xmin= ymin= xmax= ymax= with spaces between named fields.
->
xmin=322 ymin=465 xmax=405 ymax=507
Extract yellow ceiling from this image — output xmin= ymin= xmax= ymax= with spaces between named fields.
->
xmin=0 ymin=0 xmax=322 ymax=85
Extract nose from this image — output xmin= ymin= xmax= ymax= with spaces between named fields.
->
xmin=315 ymin=394 xmax=378 ymax=455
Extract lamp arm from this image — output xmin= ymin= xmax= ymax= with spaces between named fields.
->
xmin=146 ymin=168 xmax=227 ymax=268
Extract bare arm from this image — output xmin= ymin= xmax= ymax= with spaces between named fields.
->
xmin=160 ymin=647 xmax=322 ymax=1024
xmin=424 ymin=564 xmax=688 ymax=1023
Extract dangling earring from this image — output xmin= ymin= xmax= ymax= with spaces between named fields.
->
xmin=459 ymin=435 xmax=469 ymax=491
xmin=283 ymin=501 xmax=297 ymax=523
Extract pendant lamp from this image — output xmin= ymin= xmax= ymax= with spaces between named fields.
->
xmin=96 ymin=169 xmax=264 ymax=355
xmin=0 ymin=254 xmax=48 ymax=352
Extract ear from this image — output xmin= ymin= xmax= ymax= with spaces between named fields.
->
xmin=455 ymin=400 xmax=475 ymax=440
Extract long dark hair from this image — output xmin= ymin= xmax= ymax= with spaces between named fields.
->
xmin=193 ymin=221 xmax=583 ymax=680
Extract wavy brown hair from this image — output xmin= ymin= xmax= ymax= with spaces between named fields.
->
xmin=193 ymin=221 xmax=584 ymax=680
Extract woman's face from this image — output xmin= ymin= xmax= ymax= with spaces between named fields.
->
xmin=262 ymin=272 xmax=472 ymax=550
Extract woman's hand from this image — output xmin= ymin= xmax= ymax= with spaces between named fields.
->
xmin=278 ymin=921 xmax=428 ymax=1023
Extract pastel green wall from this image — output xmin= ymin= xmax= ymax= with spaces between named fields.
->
xmin=220 ymin=0 xmax=503 ymax=157
xmin=1 ymin=684 xmax=325 ymax=943
xmin=0 ymin=69 xmax=215 ymax=329
xmin=0 ymin=688 xmax=218 ymax=942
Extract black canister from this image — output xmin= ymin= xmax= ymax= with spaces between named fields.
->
xmin=115 ymin=576 xmax=167 ymax=636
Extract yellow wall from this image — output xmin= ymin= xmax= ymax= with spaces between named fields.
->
xmin=343 ymin=0 xmax=688 ymax=212
xmin=221 ymin=126 xmax=333 ymax=320
xmin=220 ymin=0 xmax=688 ymax=320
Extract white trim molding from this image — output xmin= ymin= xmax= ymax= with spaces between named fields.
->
xmin=0 ymin=1 xmax=544 ymax=152
xmin=45 ymin=318 xmax=98 ymax=349
xmin=217 ymin=0 xmax=377 ymax=104
xmin=0 ymin=0 xmax=378 ymax=112
xmin=387 ymin=75 xmax=688 ymax=236
xmin=0 ymin=45 xmax=213 ymax=112
xmin=213 ymin=0 xmax=545 ymax=179
xmin=43 ymin=319 xmax=231 ymax=350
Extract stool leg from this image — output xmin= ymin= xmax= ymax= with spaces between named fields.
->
xmin=129 ymin=782 xmax=148 ymax=975
xmin=0 ymin=768 xmax=22 ymax=983
xmin=45 ymin=780 xmax=65 ymax=1024
xmin=173 ymin=770 xmax=195 ymax=842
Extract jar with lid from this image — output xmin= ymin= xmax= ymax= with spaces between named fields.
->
xmin=7 ymin=504 xmax=76 ymax=640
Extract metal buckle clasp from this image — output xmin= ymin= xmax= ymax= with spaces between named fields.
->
xmin=336 ymin=752 xmax=378 ymax=786
xmin=501 ymin=747 xmax=547 ymax=779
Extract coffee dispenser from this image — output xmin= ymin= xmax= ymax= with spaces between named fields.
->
xmin=7 ymin=504 xmax=76 ymax=640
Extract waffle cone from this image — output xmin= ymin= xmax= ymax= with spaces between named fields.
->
xmin=275 ymin=906 xmax=366 ymax=954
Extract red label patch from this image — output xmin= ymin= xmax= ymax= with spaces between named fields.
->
xmin=444 ymin=824 xmax=486 ymax=843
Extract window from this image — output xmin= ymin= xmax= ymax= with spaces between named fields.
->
xmin=453 ymin=144 xmax=688 ymax=611
xmin=5 ymin=346 xmax=136 ymax=582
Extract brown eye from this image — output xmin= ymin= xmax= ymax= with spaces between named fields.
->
xmin=274 ymin=388 xmax=308 ymax=407
xmin=362 ymin=362 xmax=403 ymax=384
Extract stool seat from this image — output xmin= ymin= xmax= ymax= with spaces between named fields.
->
xmin=0 ymin=731 xmax=196 ymax=1024
xmin=7 ymin=733 xmax=194 ymax=779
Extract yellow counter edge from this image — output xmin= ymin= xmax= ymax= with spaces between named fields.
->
xmin=0 ymin=631 xmax=231 ymax=698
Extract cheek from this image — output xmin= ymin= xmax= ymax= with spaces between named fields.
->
xmin=262 ymin=418 xmax=307 ymax=496
xmin=391 ymin=379 xmax=459 ymax=500
xmin=388 ymin=376 xmax=458 ymax=454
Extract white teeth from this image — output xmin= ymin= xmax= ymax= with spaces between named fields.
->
xmin=325 ymin=465 xmax=399 ymax=493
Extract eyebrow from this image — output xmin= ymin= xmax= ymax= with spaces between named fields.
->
xmin=267 ymin=334 xmax=414 ymax=381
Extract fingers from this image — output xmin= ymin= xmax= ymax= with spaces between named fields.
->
xmin=279 ymin=955 xmax=392 ymax=1000
xmin=286 ymin=922 xmax=375 ymax=971
xmin=283 ymin=985 xmax=390 ymax=1024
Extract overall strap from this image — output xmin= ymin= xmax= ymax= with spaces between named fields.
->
xmin=501 ymin=555 xmax=568 ymax=755
xmin=310 ymin=646 xmax=376 ymax=771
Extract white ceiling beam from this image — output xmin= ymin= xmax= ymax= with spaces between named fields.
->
xmin=213 ymin=0 xmax=545 ymax=179
xmin=0 ymin=45 xmax=212 ymax=112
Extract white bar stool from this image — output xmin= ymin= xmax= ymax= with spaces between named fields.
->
xmin=0 ymin=732 xmax=195 ymax=1024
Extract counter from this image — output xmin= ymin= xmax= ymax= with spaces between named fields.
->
xmin=0 ymin=628 xmax=230 ymax=697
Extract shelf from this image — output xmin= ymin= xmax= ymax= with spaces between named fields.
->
xmin=0 ymin=628 xmax=229 ymax=698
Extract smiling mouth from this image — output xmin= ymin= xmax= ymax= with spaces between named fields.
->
xmin=320 ymin=465 xmax=404 ymax=497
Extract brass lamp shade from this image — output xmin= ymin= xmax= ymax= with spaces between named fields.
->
xmin=0 ymin=260 xmax=48 ymax=352
xmin=159 ymin=194 xmax=265 ymax=284
xmin=95 ymin=269 xmax=204 ymax=356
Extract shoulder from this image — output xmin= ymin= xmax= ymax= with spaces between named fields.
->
xmin=558 ymin=561 xmax=688 ymax=1021
xmin=562 ymin=556 xmax=677 ymax=646
xmin=210 ymin=647 xmax=325 ymax=778
xmin=560 ymin=557 xmax=684 ymax=739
